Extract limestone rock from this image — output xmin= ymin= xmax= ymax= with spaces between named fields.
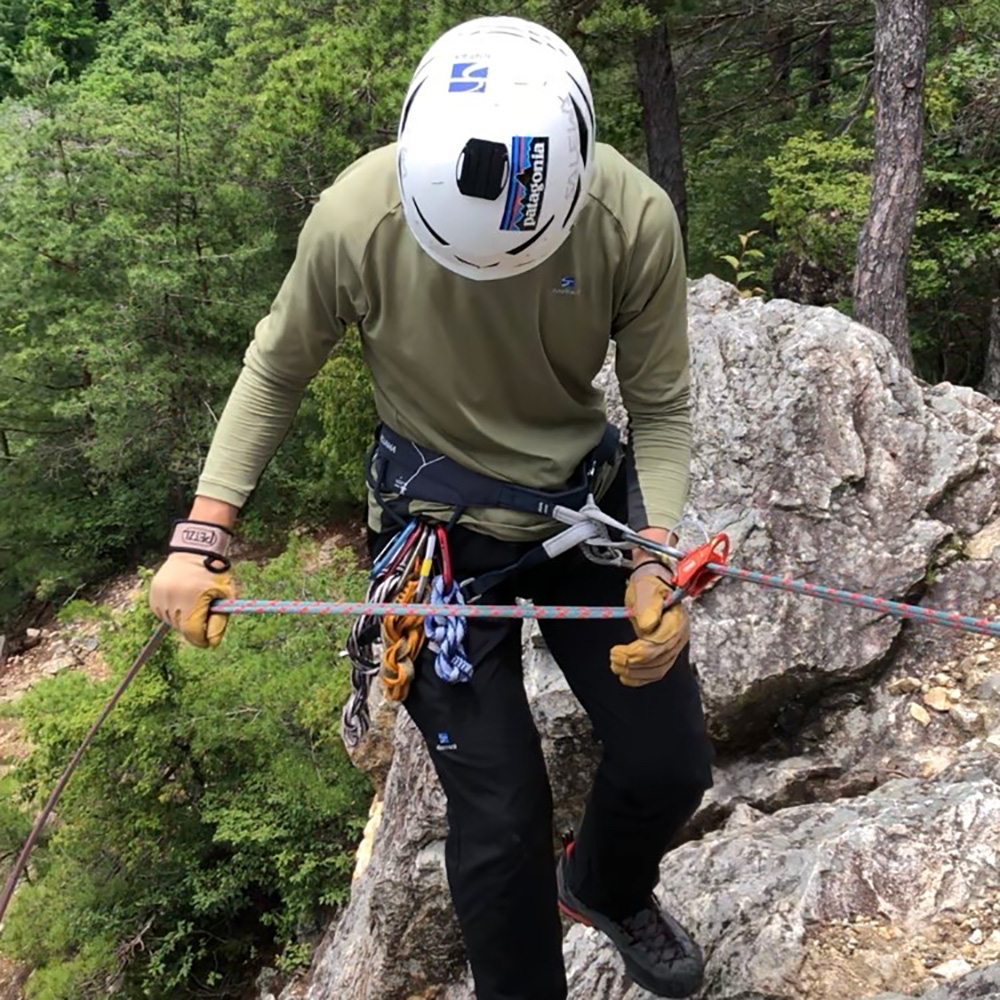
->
xmin=682 ymin=284 xmax=998 ymax=743
xmin=930 ymin=959 xmax=973 ymax=979
xmin=869 ymin=962 xmax=1000 ymax=999
xmin=564 ymin=779 xmax=1000 ymax=1000
xmin=689 ymin=754 xmax=877 ymax=839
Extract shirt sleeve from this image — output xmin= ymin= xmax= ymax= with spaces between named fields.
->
xmin=196 ymin=191 xmax=366 ymax=507
xmin=612 ymin=188 xmax=690 ymax=530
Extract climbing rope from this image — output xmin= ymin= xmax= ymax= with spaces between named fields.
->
xmin=342 ymin=569 xmax=402 ymax=746
xmin=213 ymin=593 xmax=1000 ymax=636
xmin=0 ymin=623 xmax=171 ymax=926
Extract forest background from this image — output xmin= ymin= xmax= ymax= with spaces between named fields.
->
xmin=0 ymin=1 xmax=998 ymax=998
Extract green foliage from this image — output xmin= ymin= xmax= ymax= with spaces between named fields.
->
xmin=0 ymin=0 xmax=98 ymax=96
xmin=1 ymin=540 xmax=371 ymax=1000
xmin=912 ymin=13 xmax=1000 ymax=379
xmin=718 ymin=231 xmax=766 ymax=298
xmin=0 ymin=5 xmax=298 ymax=620
xmin=764 ymin=130 xmax=871 ymax=275
xmin=310 ymin=331 xmax=378 ymax=507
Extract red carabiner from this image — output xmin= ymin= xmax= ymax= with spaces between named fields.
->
xmin=673 ymin=534 xmax=730 ymax=598
xmin=436 ymin=525 xmax=453 ymax=588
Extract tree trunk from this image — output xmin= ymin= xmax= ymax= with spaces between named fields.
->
xmin=979 ymin=294 xmax=1000 ymax=400
xmin=852 ymin=0 xmax=929 ymax=371
xmin=769 ymin=23 xmax=796 ymax=120
xmin=634 ymin=18 xmax=688 ymax=253
xmin=769 ymin=24 xmax=794 ymax=92
xmin=808 ymin=25 xmax=834 ymax=108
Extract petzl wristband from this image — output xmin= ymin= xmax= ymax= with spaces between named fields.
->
xmin=168 ymin=520 xmax=233 ymax=574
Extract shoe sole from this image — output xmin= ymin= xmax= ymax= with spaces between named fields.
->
xmin=557 ymin=857 xmax=705 ymax=998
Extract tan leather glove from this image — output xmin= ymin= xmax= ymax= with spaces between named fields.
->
xmin=610 ymin=561 xmax=689 ymax=687
xmin=149 ymin=552 xmax=235 ymax=648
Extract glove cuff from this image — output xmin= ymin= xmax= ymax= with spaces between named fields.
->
xmin=168 ymin=520 xmax=233 ymax=574
xmin=628 ymin=557 xmax=677 ymax=585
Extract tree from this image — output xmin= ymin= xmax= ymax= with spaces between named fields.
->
xmin=634 ymin=14 xmax=688 ymax=248
xmin=852 ymin=0 xmax=930 ymax=369
xmin=980 ymin=295 xmax=1000 ymax=399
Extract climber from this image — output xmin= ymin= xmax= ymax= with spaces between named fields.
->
xmin=148 ymin=16 xmax=714 ymax=1000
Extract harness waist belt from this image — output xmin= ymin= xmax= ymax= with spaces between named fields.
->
xmin=370 ymin=423 xmax=620 ymax=517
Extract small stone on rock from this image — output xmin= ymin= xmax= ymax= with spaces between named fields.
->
xmin=950 ymin=704 xmax=983 ymax=732
xmin=889 ymin=676 xmax=922 ymax=695
xmin=910 ymin=703 xmax=933 ymax=726
xmin=977 ymin=673 xmax=1000 ymax=700
xmin=969 ymin=929 xmax=985 ymax=945
xmin=43 ymin=656 xmax=75 ymax=675
xmin=930 ymin=958 xmax=972 ymax=979
xmin=924 ymin=688 xmax=952 ymax=712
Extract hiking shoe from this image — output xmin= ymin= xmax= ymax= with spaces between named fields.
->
xmin=557 ymin=844 xmax=704 ymax=998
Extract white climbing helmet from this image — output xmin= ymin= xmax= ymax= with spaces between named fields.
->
xmin=397 ymin=16 xmax=597 ymax=281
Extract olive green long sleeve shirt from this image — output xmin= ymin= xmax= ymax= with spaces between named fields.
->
xmin=197 ymin=142 xmax=690 ymax=539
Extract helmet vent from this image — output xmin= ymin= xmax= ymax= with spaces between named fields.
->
xmin=400 ymin=77 xmax=427 ymax=134
xmin=413 ymin=199 xmax=450 ymax=246
xmin=456 ymin=139 xmax=510 ymax=200
xmin=455 ymin=256 xmax=499 ymax=269
xmin=569 ymin=96 xmax=590 ymax=167
xmin=567 ymin=72 xmax=595 ymax=128
xmin=506 ymin=215 xmax=554 ymax=255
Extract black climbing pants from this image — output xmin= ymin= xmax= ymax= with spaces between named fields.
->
xmin=370 ymin=469 xmax=714 ymax=1000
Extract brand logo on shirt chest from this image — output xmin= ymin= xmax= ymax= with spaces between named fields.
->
xmin=551 ymin=275 xmax=579 ymax=296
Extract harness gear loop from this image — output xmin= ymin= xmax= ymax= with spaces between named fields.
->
xmin=380 ymin=578 xmax=426 ymax=702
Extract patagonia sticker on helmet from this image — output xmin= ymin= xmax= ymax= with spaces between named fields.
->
xmin=500 ymin=136 xmax=548 ymax=232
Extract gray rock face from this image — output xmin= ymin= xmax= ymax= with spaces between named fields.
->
xmin=682 ymin=282 xmax=998 ymax=742
xmin=870 ymin=962 xmax=1000 ymax=1000
xmin=285 ymin=279 xmax=1000 ymax=1000
xmin=564 ymin=778 xmax=1000 ymax=1000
